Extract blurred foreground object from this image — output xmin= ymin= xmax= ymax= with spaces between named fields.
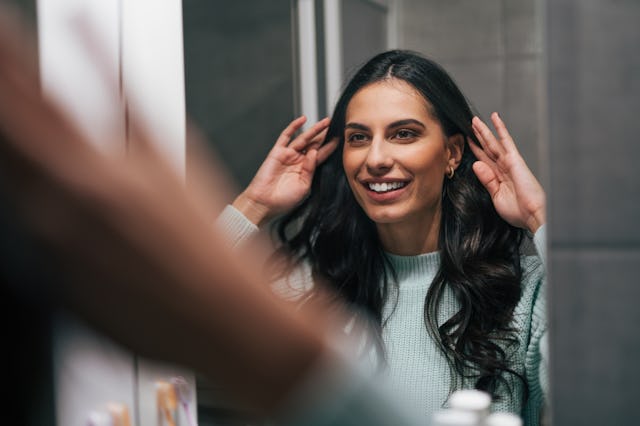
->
xmin=0 ymin=6 xmax=422 ymax=426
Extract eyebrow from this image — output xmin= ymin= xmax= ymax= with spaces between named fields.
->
xmin=345 ymin=119 xmax=426 ymax=131
xmin=345 ymin=122 xmax=370 ymax=131
xmin=388 ymin=119 xmax=426 ymax=129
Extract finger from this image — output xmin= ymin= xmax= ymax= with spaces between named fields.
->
xmin=66 ymin=16 xmax=163 ymax=163
xmin=0 ymin=38 xmax=97 ymax=176
xmin=126 ymin=106 xmax=174 ymax=166
xmin=0 ymin=9 xmax=113 ymax=177
xmin=316 ymin=137 xmax=339 ymax=165
xmin=472 ymin=161 xmax=501 ymax=198
xmin=305 ymin=127 xmax=329 ymax=151
xmin=472 ymin=116 xmax=505 ymax=161
xmin=490 ymin=112 xmax=519 ymax=154
xmin=470 ymin=117 xmax=495 ymax=161
xmin=301 ymin=148 xmax=319 ymax=176
xmin=0 ymin=12 xmax=115 ymax=217
xmin=468 ymin=138 xmax=505 ymax=181
xmin=0 ymin=7 xmax=39 ymax=84
xmin=467 ymin=138 xmax=492 ymax=163
xmin=274 ymin=116 xmax=307 ymax=147
xmin=288 ymin=117 xmax=330 ymax=151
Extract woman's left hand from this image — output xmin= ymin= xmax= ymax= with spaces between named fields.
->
xmin=469 ymin=112 xmax=546 ymax=234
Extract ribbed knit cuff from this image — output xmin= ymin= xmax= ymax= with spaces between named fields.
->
xmin=215 ymin=204 xmax=259 ymax=249
xmin=533 ymin=224 xmax=547 ymax=268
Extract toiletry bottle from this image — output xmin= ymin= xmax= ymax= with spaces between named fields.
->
xmin=448 ymin=389 xmax=491 ymax=423
xmin=432 ymin=409 xmax=481 ymax=426
xmin=484 ymin=412 xmax=523 ymax=426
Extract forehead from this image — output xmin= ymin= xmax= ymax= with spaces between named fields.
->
xmin=345 ymin=79 xmax=434 ymax=123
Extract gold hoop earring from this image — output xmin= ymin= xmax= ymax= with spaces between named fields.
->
xmin=447 ymin=166 xmax=455 ymax=179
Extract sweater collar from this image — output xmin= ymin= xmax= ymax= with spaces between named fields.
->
xmin=384 ymin=250 xmax=441 ymax=287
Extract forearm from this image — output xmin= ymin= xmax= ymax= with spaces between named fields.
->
xmin=58 ymin=221 xmax=326 ymax=415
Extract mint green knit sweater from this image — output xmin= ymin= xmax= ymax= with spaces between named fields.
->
xmin=218 ymin=205 xmax=548 ymax=425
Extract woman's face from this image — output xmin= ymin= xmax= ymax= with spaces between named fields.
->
xmin=342 ymin=79 xmax=458 ymax=229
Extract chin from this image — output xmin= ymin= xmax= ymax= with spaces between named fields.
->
xmin=362 ymin=207 xmax=408 ymax=225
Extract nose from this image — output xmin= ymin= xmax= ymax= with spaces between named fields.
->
xmin=365 ymin=137 xmax=393 ymax=175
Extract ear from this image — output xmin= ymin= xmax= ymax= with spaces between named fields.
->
xmin=446 ymin=133 xmax=464 ymax=170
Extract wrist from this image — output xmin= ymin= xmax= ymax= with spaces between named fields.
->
xmin=232 ymin=192 xmax=271 ymax=227
xmin=526 ymin=209 xmax=546 ymax=234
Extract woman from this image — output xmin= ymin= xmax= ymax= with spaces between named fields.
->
xmin=220 ymin=50 xmax=547 ymax=423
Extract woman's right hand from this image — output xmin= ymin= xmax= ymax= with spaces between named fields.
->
xmin=233 ymin=116 xmax=338 ymax=226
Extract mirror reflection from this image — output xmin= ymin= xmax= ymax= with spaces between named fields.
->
xmin=184 ymin=1 xmax=548 ymax=425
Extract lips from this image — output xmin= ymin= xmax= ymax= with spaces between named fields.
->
xmin=359 ymin=178 xmax=410 ymax=202
xmin=367 ymin=181 xmax=407 ymax=193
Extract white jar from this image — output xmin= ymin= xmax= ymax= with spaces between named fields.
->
xmin=484 ymin=412 xmax=523 ymax=426
xmin=432 ymin=409 xmax=481 ymax=426
xmin=448 ymin=389 xmax=492 ymax=420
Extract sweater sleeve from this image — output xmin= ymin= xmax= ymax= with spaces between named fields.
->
xmin=215 ymin=204 xmax=315 ymax=301
xmin=534 ymin=225 xmax=549 ymax=397
xmin=531 ymin=225 xmax=548 ymax=397
xmin=215 ymin=204 xmax=260 ymax=249
xmin=521 ymin=225 xmax=549 ymax=424
xmin=533 ymin=224 xmax=547 ymax=269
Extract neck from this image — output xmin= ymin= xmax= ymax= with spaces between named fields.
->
xmin=376 ymin=208 xmax=441 ymax=255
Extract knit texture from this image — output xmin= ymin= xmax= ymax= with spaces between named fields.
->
xmin=218 ymin=205 xmax=547 ymax=425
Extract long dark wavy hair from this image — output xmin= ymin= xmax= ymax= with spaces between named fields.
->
xmin=272 ymin=50 xmax=526 ymax=400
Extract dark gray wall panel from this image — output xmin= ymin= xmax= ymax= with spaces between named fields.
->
xmin=548 ymin=0 xmax=640 ymax=424
xmin=440 ymin=58 xmax=504 ymax=119
xmin=504 ymin=0 xmax=543 ymax=56
xmin=401 ymin=0 xmax=503 ymax=61
xmin=550 ymin=250 xmax=640 ymax=425
xmin=183 ymin=0 xmax=295 ymax=190
xmin=341 ymin=0 xmax=387 ymax=77
xmin=548 ymin=0 xmax=640 ymax=245
xmin=505 ymin=57 xmax=544 ymax=178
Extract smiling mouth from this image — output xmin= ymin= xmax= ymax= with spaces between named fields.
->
xmin=366 ymin=181 xmax=408 ymax=193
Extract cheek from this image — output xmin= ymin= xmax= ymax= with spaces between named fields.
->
xmin=342 ymin=148 xmax=361 ymax=177
xmin=406 ymin=148 xmax=449 ymax=192
xmin=404 ymin=146 xmax=447 ymax=173
xmin=416 ymin=159 xmax=446 ymax=178
xmin=342 ymin=150 xmax=366 ymax=201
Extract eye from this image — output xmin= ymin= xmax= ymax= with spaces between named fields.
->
xmin=346 ymin=132 xmax=369 ymax=145
xmin=395 ymin=129 xmax=418 ymax=140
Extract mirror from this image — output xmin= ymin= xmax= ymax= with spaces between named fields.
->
xmin=183 ymin=0 xmax=548 ymax=424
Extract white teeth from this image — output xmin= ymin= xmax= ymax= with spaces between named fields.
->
xmin=367 ymin=181 xmax=406 ymax=193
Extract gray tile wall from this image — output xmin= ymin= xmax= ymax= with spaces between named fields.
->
xmin=183 ymin=0 xmax=295 ymax=190
xmin=547 ymin=0 xmax=640 ymax=424
xmin=341 ymin=0 xmax=388 ymax=79
xmin=397 ymin=0 xmax=546 ymax=181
